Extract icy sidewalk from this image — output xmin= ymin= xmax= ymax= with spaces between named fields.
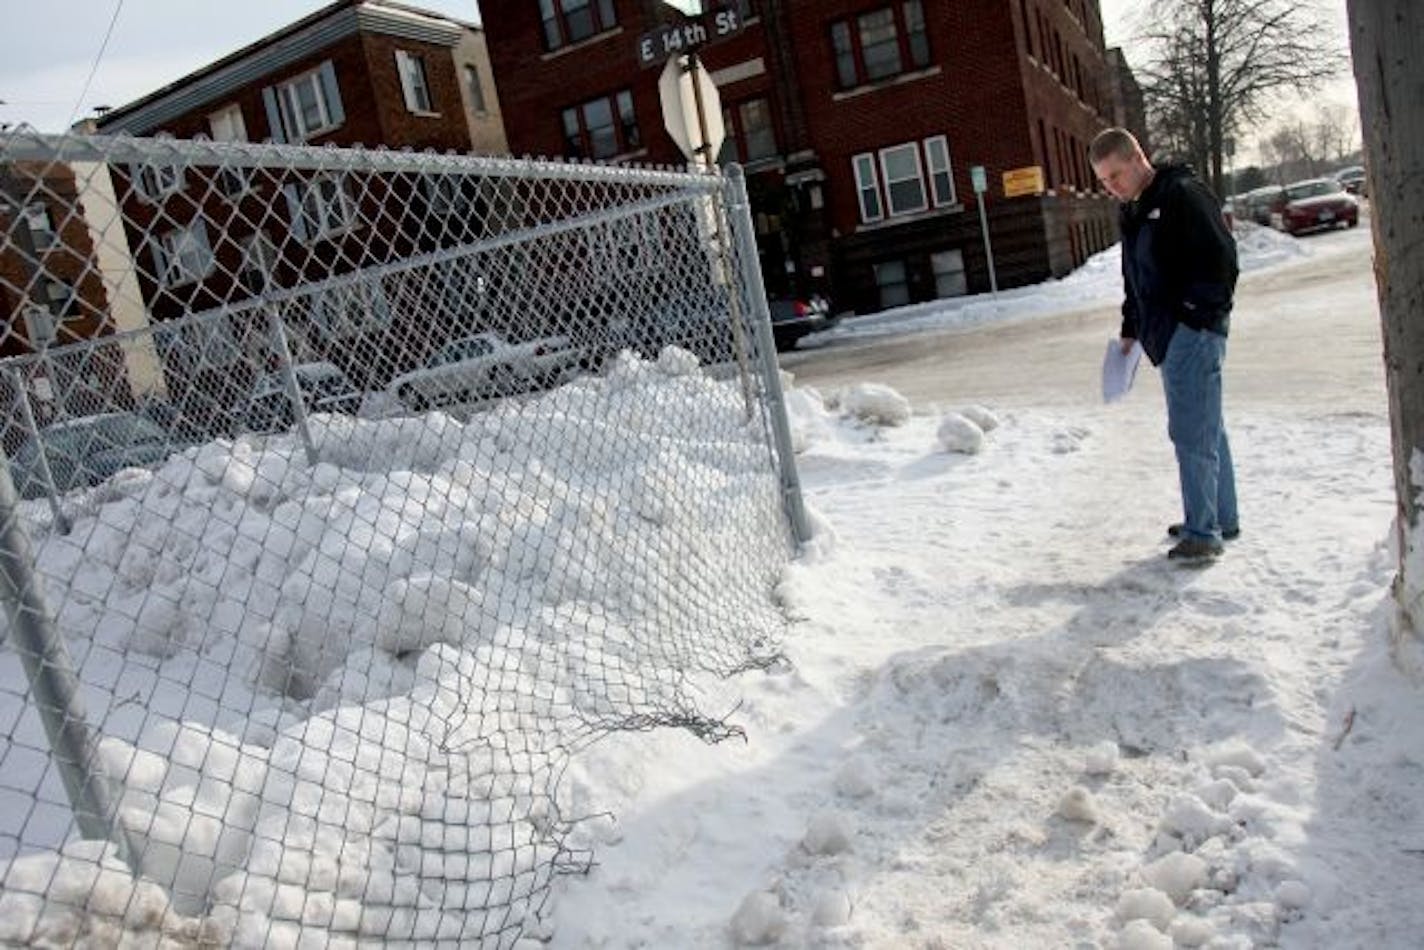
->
xmin=552 ymin=384 xmax=1424 ymax=948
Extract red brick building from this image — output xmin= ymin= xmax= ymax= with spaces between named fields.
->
xmin=85 ymin=0 xmax=511 ymax=407
xmin=482 ymin=0 xmax=1121 ymax=314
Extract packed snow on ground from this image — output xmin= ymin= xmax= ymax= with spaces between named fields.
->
xmin=807 ymin=221 xmax=1311 ymax=347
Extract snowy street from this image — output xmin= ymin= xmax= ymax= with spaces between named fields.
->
xmin=552 ymin=222 xmax=1424 ymax=948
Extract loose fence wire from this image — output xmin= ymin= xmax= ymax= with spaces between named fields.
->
xmin=0 ymin=130 xmax=804 ymax=946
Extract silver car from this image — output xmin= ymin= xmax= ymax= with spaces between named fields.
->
xmin=388 ymin=332 xmax=583 ymax=411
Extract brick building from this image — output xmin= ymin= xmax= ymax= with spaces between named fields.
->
xmin=82 ymin=0 xmax=512 ymax=410
xmin=1105 ymin=47 xmax=1149 ymax=154
xmin=482 ymin=0 xmax=1121 ymax=315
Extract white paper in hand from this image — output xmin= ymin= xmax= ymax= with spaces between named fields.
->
xmin=1102 ymin=339 xmax=1143 ymax=403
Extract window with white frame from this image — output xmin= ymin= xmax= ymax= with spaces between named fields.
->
xmin=285 ymin=176 xmax=358 ymax=243
xmin=153 ymin=220 xmax=215 ymax=287
xmin=830 ymin=1 xmax=930 ymax=89
xmin=540 ymin=0 xmax=618 ymax=51
xmin=924 ymin=135 xmax=955 ymax=205
xmin=24 ymin=203 xmax=55 ymax=249
xmin=238 ymin=231 xmax=277 ymax=294
xmin=208 ymin=104 xmax=248 ymax=142
xmin=396 ymin=50 xmax=435 ymax=113
xmin=852 ymin=135 xmax=958 ymax=223
xmin=879 ymin=143 xmax=927 ymax=216
xmin=276 ymin=66 xmax=342 ymax=141
xmin=853 ymin=154 xmax=883 ymax=222
xmin=131 ymin=162 xmax=183 ymax=203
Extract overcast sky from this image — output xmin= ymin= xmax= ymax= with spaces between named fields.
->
xmin=1 ymin=0 xmax=1356 ymax=163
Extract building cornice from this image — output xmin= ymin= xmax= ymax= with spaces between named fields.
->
xmin=97 ymin=2 xmax=468 ymax=136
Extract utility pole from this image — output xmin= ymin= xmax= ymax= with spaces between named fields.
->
xmin=1347 ymin=0 xmax=1424 ymax=655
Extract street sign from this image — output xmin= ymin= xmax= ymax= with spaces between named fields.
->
xmin=970 ymin=165 xmax=988 ymax=194
xmin=1002 ymin=165 xmax=1045 ymax=198
xmin=638 ymin=6 xmax=747 ymax=68
xmin=659 ymin=55 xmax=725 ymax=164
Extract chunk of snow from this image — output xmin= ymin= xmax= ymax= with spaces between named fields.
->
xmin=1116 ymin=888 xmax=1176 ymax=930
xmin=1205 ymin=740 xmax=1266 ymax=777
xmin=936 ymin=413 xmax=986 ymax=454
xmin=1276 ymin=879 xmax=1312 ymax=910
xmin=959 ymin=404 xmax=1001 ymax=432
xmin=833 ymin=758 xmax=877 ymax=799
xmin=1057 ymin=786 xmax=1099 ymax=823
xmin=811 ymin=888 xmax=853 ymax=927
xmin=1141 ymin=851 xmax=1208 ymax=904
xmin=1117 ymin=919 xmax=1173 ymax=949
xmin=1169 ymin=915 xmax=1216 ymax=947
xmin=803 ymin=810 xmax=855 ymax=855
xmin=842 ymin=383 xmax=911 ymax=426
xmin=731 ymin=891 xmax=786 ymax=945
xmin=1085 ymin=741 xmax=1120 ymax=776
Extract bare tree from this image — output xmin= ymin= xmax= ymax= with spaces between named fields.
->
xmin=1348 ymin=0 xmax=1424 ymax=655
xmin=1136 ymin=0 xmax=1346 ymax=197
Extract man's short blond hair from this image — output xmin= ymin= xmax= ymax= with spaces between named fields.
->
xmin=1089 ymin=127 xmax=1142 ymax=165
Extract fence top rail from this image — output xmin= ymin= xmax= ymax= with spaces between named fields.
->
xmin=0 ymin=128 xmax=726 ymax=192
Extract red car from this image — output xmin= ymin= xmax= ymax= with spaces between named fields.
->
xmin=1279 ymin=178 xmax=1360 ymax=235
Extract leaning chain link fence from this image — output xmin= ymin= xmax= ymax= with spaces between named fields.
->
xmin=0 ymin=130 xmax=805 ymax=946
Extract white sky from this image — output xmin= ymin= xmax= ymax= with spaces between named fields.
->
xmin=1 ymin=0 xmax=1356 ymax=165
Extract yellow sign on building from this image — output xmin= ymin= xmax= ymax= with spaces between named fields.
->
xmin=1003 ymin=166 xmax=1046 ymax=198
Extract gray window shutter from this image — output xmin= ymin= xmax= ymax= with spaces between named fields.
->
xmin=318 ymin=61 xmax=345 ymax=127
xmin=262 ymin=86 xmax=287 ymax=143
xmin=282 ymin=184 xmax=309 ymax=242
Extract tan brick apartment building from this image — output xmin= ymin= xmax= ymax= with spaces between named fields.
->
xmin=482 ymin=0 xmax=1125 ymax=314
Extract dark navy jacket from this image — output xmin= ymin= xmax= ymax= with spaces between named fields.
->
xmin=1119 ymin=164 xmax=1239 ymax=365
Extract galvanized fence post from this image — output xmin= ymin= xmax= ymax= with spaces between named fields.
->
xmin=724 ymin=165 xmax=811 ymax=546
xmin=266 ymin=304 xmax=318 ymax=466
xmin=0 ymin=448 xmax=138 ymax=866
xmin=5 ymin=366 xmax=70 ymax=535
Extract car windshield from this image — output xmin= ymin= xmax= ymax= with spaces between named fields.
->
xmin=1286 ymin=180 xmax=1339 ymax=201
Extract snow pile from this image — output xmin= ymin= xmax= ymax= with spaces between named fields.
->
xmin=840 ymin=383 xmax=911 ymax=426
xmin=0 ymin=348 xmax=793 ymax=944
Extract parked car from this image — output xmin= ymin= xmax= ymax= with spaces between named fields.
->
xmin=1333 ymin=165 xmax=1367 ymax=196
xmin=247 ymin=362 xmax=362 ymax=432
xmin=8 ymin=411 xmax=188 ymax=499
xmin=1244 ymin=185 xmax=1288 ymax=227
xmin=770 ymin=295 xmax=839 ymax=350
xmin=1279 ymin=178 xmax=1360 ymax=235
xmin=388 ymin=332 xmax=583 ymax=410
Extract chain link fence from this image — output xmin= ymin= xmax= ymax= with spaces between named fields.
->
xmin=0 ymin=130 xmax=806 ymax=946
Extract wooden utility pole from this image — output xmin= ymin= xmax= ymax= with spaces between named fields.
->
xmin=1347 ymin=0 xmax=1424 ymax=651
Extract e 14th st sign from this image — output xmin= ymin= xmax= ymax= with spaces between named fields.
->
xmin=637 ymin=7 xmax=747 ymax=68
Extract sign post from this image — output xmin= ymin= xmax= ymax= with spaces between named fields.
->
xmin=970 ymin=164 xmax=999 ymax=296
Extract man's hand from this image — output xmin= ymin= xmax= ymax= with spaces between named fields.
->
xmin=1120 ymin=336 xmax=1137 ymax=355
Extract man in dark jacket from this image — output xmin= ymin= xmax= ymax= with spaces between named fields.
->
xmin=1089 ymin=127 xmax=1239 ymax=561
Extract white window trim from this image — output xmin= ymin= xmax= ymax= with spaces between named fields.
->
xmin=279 ymin=69 xmax=339 ymax=141
xmin=878 ymin=142 xmax=929 ymax=217
xmin=853 ymin=153 xmax=884 ymax=223
xmin=207 ymin=103 xmax=248 ymax=142
xmin=924 ymin=134 xmax=956 ymax=207
xmin=132 ymin=163 xmax=183 ymax=204
xmin=396 ymin=50 xmax=437 ymax=115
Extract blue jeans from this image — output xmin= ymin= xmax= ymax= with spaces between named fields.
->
xmin=1161 ymin=325 xmax=1238 ymax=543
